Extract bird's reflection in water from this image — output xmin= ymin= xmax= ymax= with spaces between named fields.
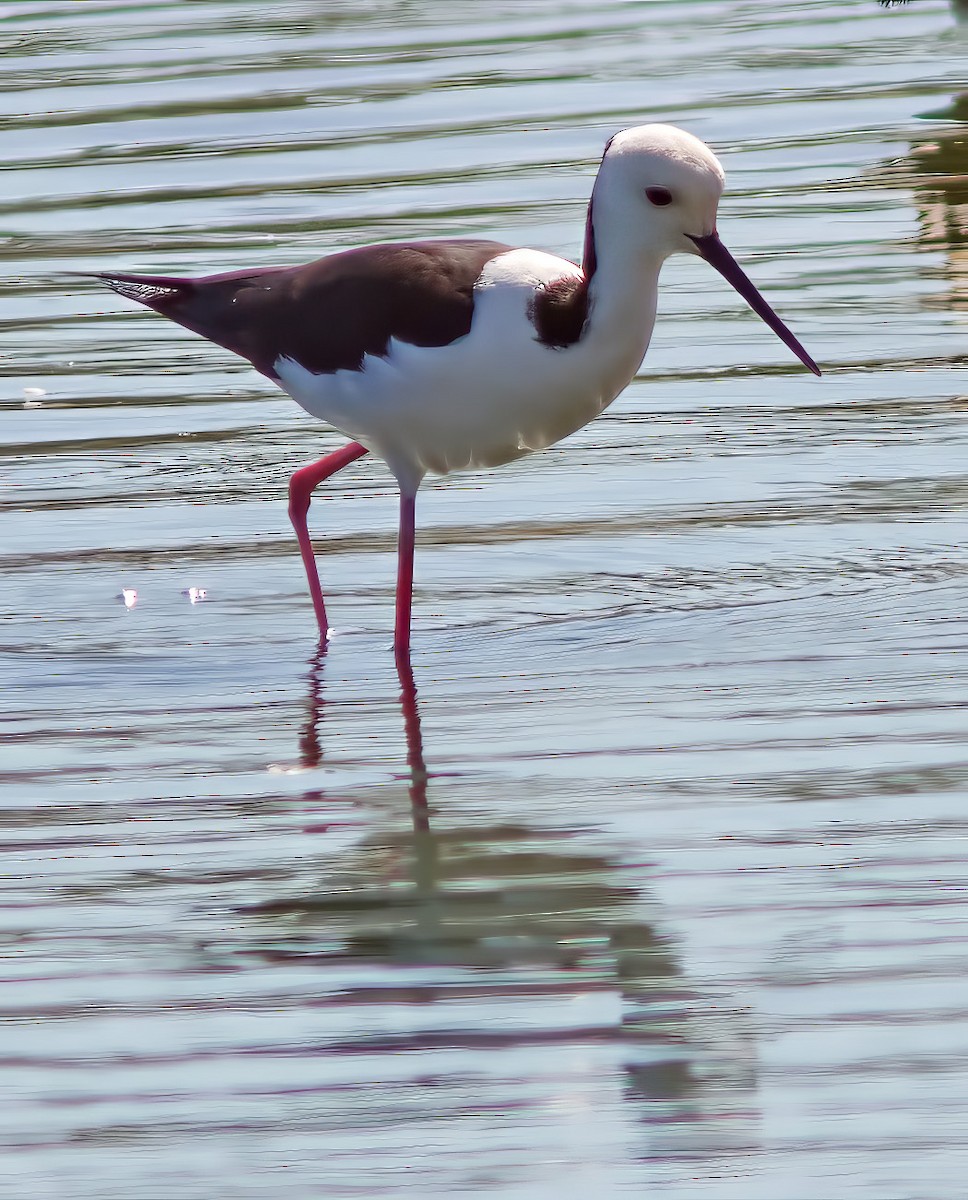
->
xmin=298 ymin=642 xmax=430 ymax=827
xmin=246 ymin=647 xmax=758 ymax=1164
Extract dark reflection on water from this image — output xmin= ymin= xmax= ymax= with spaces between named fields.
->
xmin=908 ymin=97 xmax=968 ymax=309
xmin=242 ymin=650 xmax=758 ymax=1160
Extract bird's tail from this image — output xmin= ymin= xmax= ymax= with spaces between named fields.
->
xmin=79 ymin=271 xmax=194 ymax=309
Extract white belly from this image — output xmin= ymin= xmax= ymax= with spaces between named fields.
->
xmin=276 ymin=248 xmax=653 ymax=491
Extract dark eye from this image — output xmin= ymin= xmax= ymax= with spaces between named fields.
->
xmin=645 ymin=186 xmax=673 ymax=207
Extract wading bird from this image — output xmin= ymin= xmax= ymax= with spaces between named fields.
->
xmin=90 ymin=124 xmax=819 ymax=662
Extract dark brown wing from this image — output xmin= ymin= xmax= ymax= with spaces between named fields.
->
xmin=91 ymin=239 xmax=513 ymax=380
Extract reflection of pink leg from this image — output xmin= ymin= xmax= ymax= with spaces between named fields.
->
xmin=396 ymin=655 xmax=429 ymax=829
xmin=394 ymin=490 xmax=417 ymax=666
xmin=288 ymin=441 xmax=369 ymax=638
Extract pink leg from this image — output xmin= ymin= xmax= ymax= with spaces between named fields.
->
xmin=394 ymin=490 xmax=417 ymax=666
xmin=288 ymin=441 xmax=369 ymax=639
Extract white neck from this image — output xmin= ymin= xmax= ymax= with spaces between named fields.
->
xmin=582 ymin=179 xmax=669 ymax=373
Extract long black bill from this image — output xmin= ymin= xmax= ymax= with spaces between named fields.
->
xmin=688 ymin=232 xmax=820 ymax=377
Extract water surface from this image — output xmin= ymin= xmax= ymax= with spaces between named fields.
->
xmin=3 ymin=1 xmax=968 ymax=1196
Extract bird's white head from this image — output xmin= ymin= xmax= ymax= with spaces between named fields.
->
xmin=599 ymin=124 xmax=726 ymax=253
xmin=589 ymin=123 xmax=820 ymax=376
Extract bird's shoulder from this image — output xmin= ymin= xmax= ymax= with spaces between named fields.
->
xmin=476 ymin=247 xmax=582 ymax=290
xmin=473 ymin=249 xmax=588 ymax=349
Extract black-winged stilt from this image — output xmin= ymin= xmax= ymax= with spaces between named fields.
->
xmin=89 ymin=124 xmax=819 ymax=662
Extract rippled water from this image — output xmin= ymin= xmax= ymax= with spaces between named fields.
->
xmin=3 ymin=1 xmax=968 ymax=1196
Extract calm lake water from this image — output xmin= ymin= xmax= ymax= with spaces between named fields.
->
xmin=3 ymin=1 xmax=968 ymax=1196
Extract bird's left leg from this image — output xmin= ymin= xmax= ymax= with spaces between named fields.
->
xmin=288 ymin=441 xmax=369 ymax=639
xmin=394 ymin=488 xmax=418 ymax=666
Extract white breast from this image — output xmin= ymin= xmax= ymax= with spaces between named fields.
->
xmin=276 ymin=248 xmax=651 ymax=492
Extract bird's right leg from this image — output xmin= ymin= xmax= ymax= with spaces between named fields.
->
xmin=288 ymin=441 xmax=369 ymax=639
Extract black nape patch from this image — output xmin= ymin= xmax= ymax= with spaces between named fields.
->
xmin=530 ymin=275 xmax=590 ymax=349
